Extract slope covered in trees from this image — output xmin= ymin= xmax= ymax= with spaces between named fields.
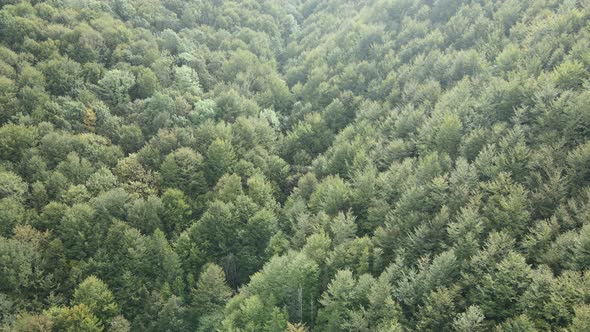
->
xmin=1 ymin=0 xmax=590 ymax=330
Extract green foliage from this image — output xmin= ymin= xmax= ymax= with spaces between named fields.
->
xmin=160 ymin=148 xmax=206 ymax=197
xmin=86 ymin=167 xmax=118 ymax=195
xmin=477 ymin=252 xmax=533 ymax=322
xmin=72 ymin=276 xmax=119 ymax=326
xmin=58 ymin=203 xmax=98 ymax=260
xmin=0 ymin=0 xmax=590 ymax=330
xmin=98 ymin=69 xmax=135 ymax=108
xmin=235 ymin=251 xmax=320 ymax=325
xmin=308 ymin=175 xmax=351 ymax=215
xmin=453 ymin=306 xmax=485 ymax=332
xmin=495 ymin=314 xmax=538 ymax=332
xmin=131 ymin=67 xmax=158 ymax=99
xmin=0 ymin=124 xmax=37 ymax=163
xmin=567 ymin=141 xmax=590 ymax=193
xmin=12 ymin=312 xmax=53 ymax=332
xmin=205 ymin=138 xmax=236 ymax=186
xmin=569 ymin=304 xmax=590 ymax=332
xmin=0 ymin=231 xmax=42 ymax=296
xmin=415 ymin=287 xmax=457 ymax=332
xmin=40 ymin=57 xmax=82 ymax=96
xmin=140 ymin=294 xmax=189 ymax=332
xmin=45 ymin=304 xmax=102 ymax=332
xmin=283 ymin=113 xmax=333 ymax=165
xmin=316 ymin=269 xmax=358 ymax=331
xmin=552 ymin=60 xmax=588 ymax=90
xmin=0 ymin=171 xmax=27 ymax=199
xmin=190 ymin=263 xmax=233 ymax=331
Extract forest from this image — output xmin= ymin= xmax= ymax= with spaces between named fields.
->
xmin=1 ymin=0 xmax=590 ymax=330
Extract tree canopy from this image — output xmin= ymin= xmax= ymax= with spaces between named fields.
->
xmin=1 ymin=0 xmax=590 ymax=330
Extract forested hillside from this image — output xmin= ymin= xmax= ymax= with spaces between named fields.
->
xmin=1 ymin=0 xmax=590 ymax=330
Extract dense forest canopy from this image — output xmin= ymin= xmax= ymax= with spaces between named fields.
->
xmin=1 ymin=0 xmax=590 ymax=330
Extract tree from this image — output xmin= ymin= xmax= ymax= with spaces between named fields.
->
xmin=0 ymin=197 xmax=26 ymax=236
xmin=144 ymin=229 xmax=184 ymax=293
xmin=350 ymin=165 xmax=378 ymax=233
xmin=415 ymin=287 xmax=457 ymax=332
xmin=132 ymin=67 xmax=158 ymax=99
xmin=91 ymin=188 xmax=129 ymax=225
xmin=0 ymin=231 xmax=44 ymax=298
xmin=552 ymin=60 xmax=587 ymax=90
xmin=476 ymin=252 xmax=532 ymax=322
xmin=160 ymin=148 xmax=206 ymax=196
xmin=322 ymin=95 xmax=357 ymax=131
xmin=160 ymin=188 xmax=192 ymax=237
xmin=231 ymin=251 xmax=320 ymax=325
xmin=567 ymin=141 xmax=590 ymax=193
xmin=418 ymin=112 xmax=463 ymax=159
xmin=190 ymin=99 xmax=218 ymax=125
xmin=190 ymin=263 xmax=233 ymax=331
xmin=12 ymin=312 xmax=53 ymax=332
xmin=56 ymin=152 xmax=95 ymax=185
xmin=126 ymin=195 xmax=163 ymax=234
xmin=174 ymin=65 xmax=202 ymax=96
xmin=0 ymin=75 xmax=18 ymax=123
xmin=72 ymin=276 xmax=119 ymax=326
xmin=108 ymin=315 xmax=131 ymax=332
xmin=45 ymin=304 xmax=102 ymax=332
xmin=92 ymin=221 xmax=147 ymax=316
xmin=282 ymin=113 xmax=334 ymax=165
xmin=495 ymin=315 xmax=538 ymax=332
xmin=222 ymin=294 xmax=277 ymax=332
xmin=2 ymin=0 xmax=590 ymax=329
xmin=117 ymin=124 xmax=144 ymax=154
xmin=239 ymin=208 xmax=280 ymax=278
xmin=137 ymin=293 xmax=189 ymax=332
xmin=0 ymin=171 xmax=27 ymax=199
xmin=246 ymin=173 xmax=278 ymax=211
xmin=308 ymin=175 xmax=351 ymax=216
xmin=98 ymin=69 xmax=135 ymax=108
xmin=328 ymin=235 xmax=376 ymax=275
xmin=388 ymin=250 xmax=458 ymax=314
xmin=447 ymin=205 xmax=484 ymax=262
xmin=213 ymin=87 xmax=261 ymax=122
xmin=86 ymin=167 xmax=118 ymax=195
xmin=0 ymin=124 xmax=36 ymax=163
xmin=453 ymin=306 xmax=485 ymax=332
xmin=58 ymin=203 xmax=97 ymax=260
xmin=205 ymin=139 xmax=236 ymax=186
xmin=569 ymin=304 xmax=590 ymax=332
xmin=266 ymin=307 xmax=289 ymax=332
xmin=480 ymin=173 xmax=531 ymax=239
xmin=114 ymin=155 xmax=157 ymax=196
xmin=40 ymin=57 xmax=82 ymax=96
xmin=317 ymin=270 xmax=358 ymax=331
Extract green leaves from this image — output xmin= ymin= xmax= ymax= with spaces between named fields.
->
xmin=45 ymin=304 xmax=102 ymax=332
xmin=1 ymin=0 xmax=590 ymax=330
xmin=73 ymin=276 xmax=119 ymax=326
xmin=97 ymin=69 xmax=135 ymax=107
xmin=309 ymin=175 xmax=351 ymax=216
xmin=317 ymin=270 xmax=403 ymax=332
xmin=567 ymin=141 xmax=590 ymax=193
xmin=476 ymin=252 xmax=532 ymax=322
xmin=241 ymin=251 xmax=320 ymax=325
xmin=0 ymin=171 xmax=27 ymax=199
xmin=0 ymin=124 xmax=37 ymax=163
xmin=39 ymin=57 xmax=82 ymax=97
xmin=205 ymin=139 xmax=236 ymax=186
xmin=552 ymin=60 xmax=588 ymax=90
xmin=160 ymin=148 xmax=206 ymax=197
xmin=190 ymin=263 xmax=232 ymax=330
